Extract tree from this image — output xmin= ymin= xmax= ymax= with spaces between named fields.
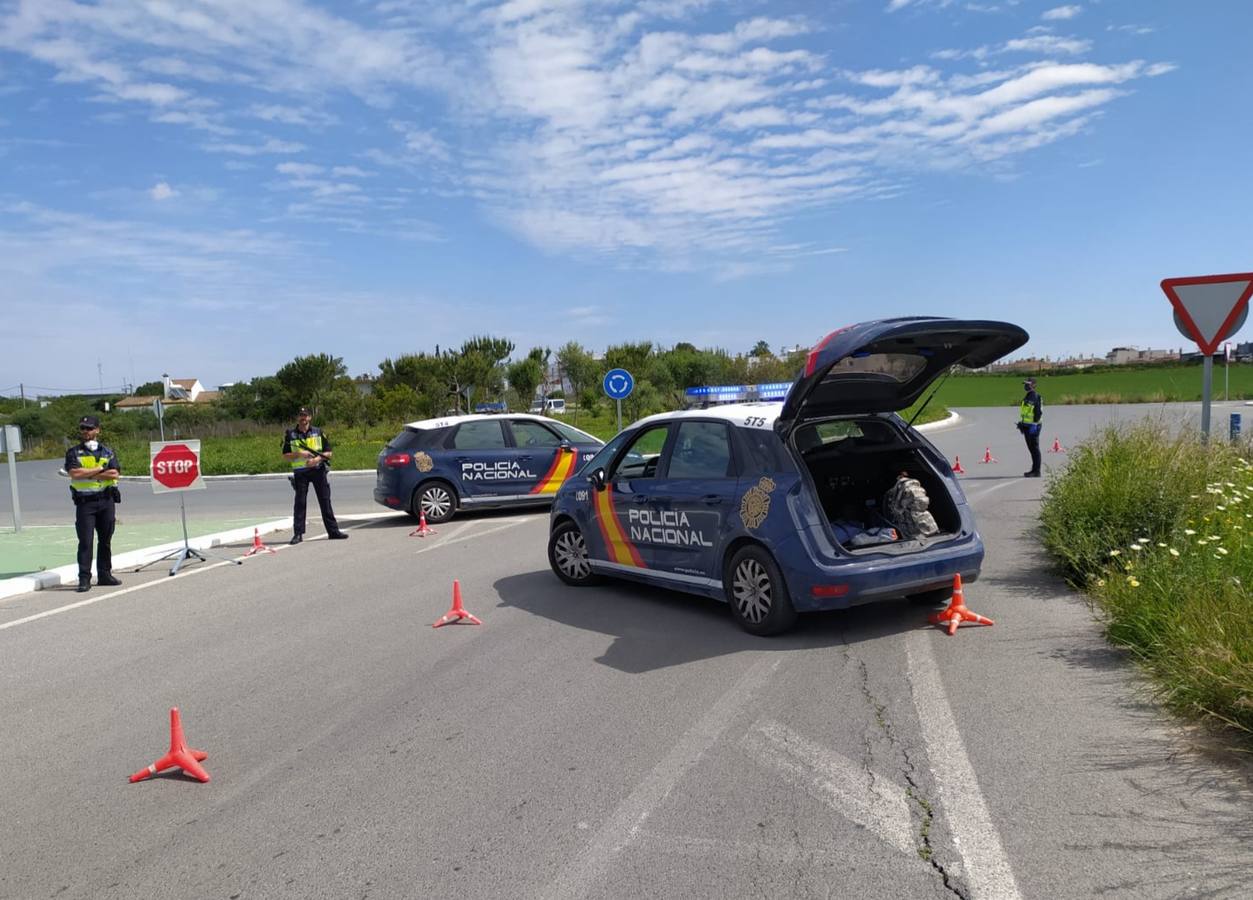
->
xmin=557 ymin=342 xmax=596 ymax=424
xmin=448 ymin=335 xmax=513 ymax=410
xmin=750 ymin=340 xmax=772 ymax=358
xmin=506 ymin=354 xmax=544 ymax=410
xmin=275 ymin=353 xmax=346 ymax=415
xmin=134 ymin=380 xmax=164 ymax=396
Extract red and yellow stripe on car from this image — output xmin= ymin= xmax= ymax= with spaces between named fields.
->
xmin=593 ymin=484 xmax=645 ymax=567
xmin=530 ymin=447 xmax=580 ymax=495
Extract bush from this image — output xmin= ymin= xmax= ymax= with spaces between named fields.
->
xmin=1040 ymin=421 xmax=1252 ymax=744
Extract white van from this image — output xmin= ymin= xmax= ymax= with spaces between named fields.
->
xmin=529 ymin=398 xmax=566 ymax=414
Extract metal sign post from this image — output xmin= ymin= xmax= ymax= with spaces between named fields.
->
xmin=603 ymin=368 xmax=635 ymax=433
xmin=1 ymin=425 xmax=21 ymax=532
xmin=1162 ymin=273 xmax=1253 ymax=440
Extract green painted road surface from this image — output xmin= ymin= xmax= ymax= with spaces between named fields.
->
xmin=0 ymin=517 xmax=263 ymax=579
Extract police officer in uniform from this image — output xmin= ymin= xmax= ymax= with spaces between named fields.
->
xmin=66 ymin=415 xmax=123 ymax=592
xmin=1017 ymin=377 xmax=1043 ymax=478
xmin=283 ymin=406 xmax=348 ymax=544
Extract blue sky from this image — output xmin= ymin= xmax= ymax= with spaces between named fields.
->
xmin=2 ymin=0 xmax=1250 ymax=394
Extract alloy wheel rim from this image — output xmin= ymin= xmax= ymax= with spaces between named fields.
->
xmin=422 ymin=487 xmax=451 ymax=518
xmin=554 ymin=529 xmax=591 ymax=579
xmin=732 ymin=558 xmax=771 ymax=623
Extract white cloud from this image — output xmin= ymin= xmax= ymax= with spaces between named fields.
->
xmin=0 ymin=0 xmax=1174 ymax=271
xmin=149 ymin=181 xmax=178 ymax=201
xmin=1042 ymin=6 xmax=1082 ymax=21
xmin=206 ymin=138 xmax=307 ymax=156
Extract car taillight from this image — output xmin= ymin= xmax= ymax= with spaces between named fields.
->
xmin=384 ymin=453 xmax=411 ymax=468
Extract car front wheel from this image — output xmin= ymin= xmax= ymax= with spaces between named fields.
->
xmin=726 ymin=545 xmax=797 ymax=636
xmin=548 ymin=521 xmax=601 ymax=586
xmin=413 ymin=481 xmax=457 ymax=524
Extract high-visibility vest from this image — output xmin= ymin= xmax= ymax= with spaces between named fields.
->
xmin=289 ymin=431 xmax=326 ymax=469
xmin=70 ymin=452 xmax=117 ymax=495
xmin=1019 ymin=399 xmax=1038 ymax=425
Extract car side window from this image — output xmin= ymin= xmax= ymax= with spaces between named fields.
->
xmin=510 ymin=420 xmax=562 ymax=448
xmin=668 ymin=421 xmax=736 ymax=479
xmin=452 ymin=420 xmax=506 ymax=449
xmin=611 ymin=425 xmax=670 ymax=480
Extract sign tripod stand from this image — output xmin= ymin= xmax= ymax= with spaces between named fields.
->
xmin=135 ymin=405 xmax=242 ymax=577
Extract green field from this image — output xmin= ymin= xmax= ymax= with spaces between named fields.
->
xmin=931 ymin=363 xmax=1253 ymax=407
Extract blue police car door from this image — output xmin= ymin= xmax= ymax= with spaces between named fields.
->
xmin=594 ymin=422 xmax=673 ymax=571
xmin=642 ymin=420 xmax=736 ymax=581
xmin=505 ymin=418 xmax=570 ymax=497
xmin=448 ymin=419 xmax=516 ymax=499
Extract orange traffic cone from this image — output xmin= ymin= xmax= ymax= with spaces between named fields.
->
xmin=927 ymin=574 xmax=994 ymax=636
xmin=409 ymin=510 xmax=436 ymax=538
xmin=432 ymin=580 xmax=482 ymax=628
xmin=129 ymin=707 xmax=210 ymax=783
xmin=1049 ymin=436 xmax=1066 ymax=453
xmin=979 ymin=446 xmax=998 ymax=464
xmin=243 ymin=528 xmax=276 ymax=557
xmin=952 ymin=456 xmax=966 ymax=474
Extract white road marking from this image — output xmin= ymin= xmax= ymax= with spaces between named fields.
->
xmin=741 ymin=719 xmax=915 ymax=856
xmin=962 ymin=479 xmax=1024 ymax=504
xmin=0 ymin=518 xmax=529 ymax=632
xmin=542 ymin=656 xmax=780 ymax=900
xmin=410 ymin=518 xmax=531 ymax=555
xmin=906 ymin=630 xmax=1024 ymax=900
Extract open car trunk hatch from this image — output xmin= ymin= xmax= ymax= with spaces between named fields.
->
xmin=776 ymin=318 xmax=1028 ymax=439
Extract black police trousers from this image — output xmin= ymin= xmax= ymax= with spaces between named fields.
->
xmin=75 ymin=493 xmax=116 ymax=578
xmin=1022 ymin=427 xmax=1042 ymax=475
xmin=292 ymin=465 xmax=340 ymax=536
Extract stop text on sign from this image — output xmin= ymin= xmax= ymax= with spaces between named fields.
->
xmin=149 ymin=439 xmax=206 ymax=493
xmin=156 ymin=458 xmax=196 ymax=475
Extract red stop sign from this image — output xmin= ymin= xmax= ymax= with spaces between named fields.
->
xmin=152 ymin=443 xmax=200 ymax=489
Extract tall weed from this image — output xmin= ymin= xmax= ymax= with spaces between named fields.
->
xmin=1041 ymin=422 xmax=1252 ymax=743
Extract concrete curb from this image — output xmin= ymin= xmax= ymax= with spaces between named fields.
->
xmin=0 ymin=510 xmax=403 ymax=602
xmin=916 ymin=410 xmax=961 ymax=432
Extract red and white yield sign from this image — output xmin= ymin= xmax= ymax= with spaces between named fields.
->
xmin=150 ymin=440 xmax=205 ymax=493
xmin=1161 ymin=272 xmax=1253 ymax=355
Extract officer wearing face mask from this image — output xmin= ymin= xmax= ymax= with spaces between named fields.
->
xmin=66 ymin=415 xmax=122 ymax=592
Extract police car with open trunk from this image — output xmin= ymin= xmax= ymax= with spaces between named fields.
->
xmin=546 ymin=317 xmax=1029 ymax=635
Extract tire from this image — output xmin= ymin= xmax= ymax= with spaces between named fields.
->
xmin=906 ymin=586 xmax=953 ymax=606
xmin=548 ymin=520 xmax=601 ymax=586
xmin=412 ymin=480 xmax=458 ymax=524
xmin=725 ymin=545 xmax=797 ymax=636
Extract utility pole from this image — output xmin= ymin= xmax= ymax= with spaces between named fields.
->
xmin=19 ymin=383 xmax=25 ymax=408
xmin=97 ymin=360 xmax=104 ymax=393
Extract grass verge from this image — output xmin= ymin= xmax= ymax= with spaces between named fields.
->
xmin=1040 ymin=421 xmax=1253 ymax=747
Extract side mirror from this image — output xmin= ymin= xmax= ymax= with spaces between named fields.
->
xmin=588 ymin=467 xmax=607 ymax=491
xmin=560 ymin=439 xmax=573 ymax=451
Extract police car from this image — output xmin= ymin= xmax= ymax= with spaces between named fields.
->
xmin=374 ymin=413 xmax=604 ymax=523
xmin=546 ymin=317 xmax=1029 ymax=635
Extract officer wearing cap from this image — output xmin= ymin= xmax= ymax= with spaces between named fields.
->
xmin=1017 ymin=378 xmax=1043 ymax=478
xmin=282 ymin=406 xmax=348 ymax=544
xmin=66 ymin=415 xmax=122 ymax=592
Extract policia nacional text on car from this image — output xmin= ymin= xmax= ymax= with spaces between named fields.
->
xmin=282 ymin=406 xmax=349 ymax=544
xmin=66 ymin=415 xmax=123 ymax=592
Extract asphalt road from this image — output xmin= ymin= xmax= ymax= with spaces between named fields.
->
xmin=0 ymin=459 xmax=380 ymax=527
xmin=1 ymin=404 xmax=1250 ymax=900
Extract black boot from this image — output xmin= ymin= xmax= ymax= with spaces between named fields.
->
xmin=76 ymin=576 xmax=91 ymax=593
xmin=289 ymin=534 xmax=303 ymax=545
xmin=98 ymin=573 xmax=122 ymax=586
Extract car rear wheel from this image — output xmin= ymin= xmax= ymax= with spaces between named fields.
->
xmin=726 ymin=545 xmax=796 ymax=636
xmin=413 ymin=481 xmax=457 ymax=524
xmin=548 ymin=521 xmax=601 ymax=586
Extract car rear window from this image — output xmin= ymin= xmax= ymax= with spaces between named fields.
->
xmin=548 ymin=421 xmax=602 ymax=446
xmin=387 ymin=428 xmax=427 ymax=451
xmin=824 ymin=352 xmax=927 ymax=383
